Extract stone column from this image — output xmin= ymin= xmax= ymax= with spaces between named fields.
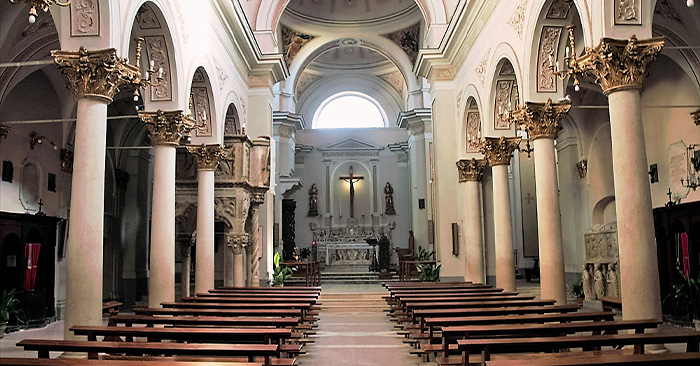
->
xmin=577 ymin=35 xmax=664 ymax=321
xmin=227 ymin=235 xmax=249 ymax=288
xmin=139 ymin=110 xmax=194 ymax=307
xmin=247 ymin=200 xmax=262 ymax=287
xmin=480 ymin=137 xmax=520 ymax=292
xmin=186 ymin=144 xmax=225 ymax=294
xmin=456 ymin=159 xmax=488 ymax=284
xmin=401 ymin=109 xmax=432 ymax=251
xmin=52 ymin=47 xmax=139 ymax=340
xmin=511 ymin=99 xmax=571 ymax=304
xmin=180 ymin=242 xmax=193 ymax=298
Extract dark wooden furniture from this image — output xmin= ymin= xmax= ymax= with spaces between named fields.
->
xmin=0 ymin=359 xmax=261 ymax=366
xmin=600 ymin=296 xmax=622 ymax=312
xmin=523 ymin=258 xmax=539 ymax=282
xmin=103 ymin=301 xmax=123 ymax=316
xmin=484 ymin=352 xmax=700 ymax=365
xmin=133 ymin=307 xmax=302 ymax=318
xmin=107 ymin=315 xmax=301 ymax=329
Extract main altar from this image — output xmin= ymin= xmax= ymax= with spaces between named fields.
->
xmin=311 ymin=220 xmax=394 ymax=270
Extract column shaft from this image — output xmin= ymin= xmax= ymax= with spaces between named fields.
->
xmin=195 ymin=170 xmax=215 ymax=294
xmin=464 ymin=181 xmax=485 ymax=284
xmin=533 ymin=138 xmax=567 ymax=304
xmin=224 ymin=248 xmax=234 ymax=287
xmin=149 ymin=145 xmax=176 ymax=307
xmin=492 ymin=165 xmax=515 ymax=291
xmin=608 ymin=90 xmax=661 ymax=321
xmin=64 ymin=98 xmax=107 ymax=340
xmin=181 ymin=254 xmax=191 ymax=298
xmin=233 ymin=251 xmax=245 ymax=287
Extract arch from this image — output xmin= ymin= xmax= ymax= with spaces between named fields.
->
xmin=224 ymin=102 xmax=242 ymax=136
xmin=460 ymin=86 xmax=484 ymax=156
xmin=591 ymin=196 xmax=616 ymax=227
xmin=485 ymin=45 xmax=523 ymax=137
xmin=123 ymin=1 xmax=182 ymax=111
xmin=221 ymin=91 xmax=243 ymax=137
xmin=330 ymin=160 xmax=374 ymax=216
xmin=312 ymin=92 xmax=388 ymax=129
xmin=186 ymin=64 xmax=219 ymax=144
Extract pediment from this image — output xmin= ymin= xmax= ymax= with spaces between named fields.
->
xmin=317 ymin=138 xmax=384 ymax=152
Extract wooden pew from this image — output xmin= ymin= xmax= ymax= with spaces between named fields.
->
xmin=216 ymin=286 xmax=321 ymax=292
xmin=133 ymin=307 xmax=302 ymax=318
xmin=198 ymin=292 xmax=318 ymax=298
xmin=402 ymin=299 xmax=556 ymax=312
xmin=17 ymin=340 xmax=280 ymax=366
xmin=71 ymin=325 xmax=292 ymax=344
xmin=0 ymin=359 xmax=260 ymax=366
xmin=456 ymin=331 xmax=700 ymax=366
xmin=107 ymin=314 xmax=301 ymax=329
xmin=160 ymin=302 xmax=314 ymax=323
xmin=103 ymin=301 xmax=123 ymax=316
xmin=485 ymin=352 xmax=700 ymax=365
xmin=181 ymin=296 xmax=317 ymax=304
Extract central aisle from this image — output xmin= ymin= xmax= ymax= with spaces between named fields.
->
xmin=299 ymin=284 xmax=423 ymax=366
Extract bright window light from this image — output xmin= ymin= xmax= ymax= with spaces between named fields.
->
xmin=313 ymin=92 xmax=387 ymax=129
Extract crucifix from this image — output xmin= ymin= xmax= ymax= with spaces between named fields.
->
xmin=339 ymin=165 xmax=364 ymax=218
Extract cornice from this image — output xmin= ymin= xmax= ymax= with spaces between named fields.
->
xmin=397 ymin=108 xmax=432 ymax=129
xmin=273 ymin=111 xmax=306 ymax=131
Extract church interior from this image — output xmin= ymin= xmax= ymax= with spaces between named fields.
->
xmin=1 ymin=0 xmax=700 ymax=364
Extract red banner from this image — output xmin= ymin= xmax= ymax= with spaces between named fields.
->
xmin=24 ymin=243 xmax=41 ymax=291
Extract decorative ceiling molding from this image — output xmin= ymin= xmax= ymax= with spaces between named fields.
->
xmin=546 ymin=0 xmax=574 ymax=19
xmin=381 ymin=23 xmax=420 ymax=65
xmin=295 ymin=71 xmax=322 ymax=97
xmin=282 ymin=25 xmax=315 ymax=68
xmin=508 ymin=0 xmax=527 ymax=39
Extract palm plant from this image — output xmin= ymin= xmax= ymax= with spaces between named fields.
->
xmin=271 ymin=252 xmax=295 ymax=287
xmin=665 ymin=271 xmax=700 ymax=322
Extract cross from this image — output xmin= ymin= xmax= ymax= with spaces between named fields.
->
xmin=36 ymin=199 xmax=46 ymax=216
xmin=339 ymin=165 xmax=364 ymax=218
xmin=523 ymin=193 xmax=535 ymax=204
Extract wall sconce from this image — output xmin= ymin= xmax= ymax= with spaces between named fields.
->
xmin=29 ymin=131 xmax=57 ymax=150
xmin=131 ymin=37 xmax=164 ymax=102
xmin=681 ymin=144 xmax=700 ymax=191
xmin=8 ymin=0 xmax=71 ymax=24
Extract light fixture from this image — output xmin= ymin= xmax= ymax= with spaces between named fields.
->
xmin=548 ymin=25 xmax=584 ymax=92
xmin=29 ymin=131 xmax=57 ymax=150
xmin=8 ymin=0 xmax=71 ymax=24
xmin=688 ymin=0 xmax=695 ymax=8
xmin=681 ymin=144 xmax=700 ymax=191
xmin=131 ymin=37 xmax=164 ymax=102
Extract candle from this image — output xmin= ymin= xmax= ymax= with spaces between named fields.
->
xmin=565 ymin=46 xmax=570 ymax=58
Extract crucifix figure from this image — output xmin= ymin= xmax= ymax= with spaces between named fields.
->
xmin=340 ymin=165 xmax=364 ymax=218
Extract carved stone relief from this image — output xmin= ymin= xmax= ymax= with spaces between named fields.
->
xmin=191 ymin=87 xmax=212 ymax=137
xmin=494 ymin=80 xmax=514 ymax=130
xmin=508 ymin=0 xmax=527 ymax=38
xmin=615 ymin=0 xmax=642 ymax=25
xmin=537 ymin=26 xmax=562 ymax=93
xmin=70 ymin=0 xmax=99 ymax=37
xmin=584 ymin=223 xmax=620 ymax=300
xmin=145 ymin=35 xmax=172 ymax=101
xmin=282 ymin=26 xmax=315 ymax=68
xmin=382 ymin=23 xmax=420 ymax=64
xmin=136 ymin=4 xmax=161 ymax=29
xmin=378 ymin=71 xmax=405 ymax=94
xmin=216 ymin=66 xmax=229 ymax=91
xmin=466 ymin=112 xmax=481 ymax=153
xmin=476 ymin=50 xmax=490 ymax=85
xmin=654 ymin=0 xmax=682 ymax=23
xmin=547 ymin=0 xmax=574 ymax=19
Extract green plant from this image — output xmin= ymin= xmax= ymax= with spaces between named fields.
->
xmin=0 ymin=289 xmax=25 ymax=325
xmin=299 ymin=247 xmax=311 ymax=260
xmin=569 ymin=280 xmax=585 ymax=299
xmin=271 ymin=252 xmax=295 ymax=287
xmin=413 ymin=246 xmax=440 ymax=282
xmin=664 ymin=271 xmax=700 ymax=321
xmin=412 ymin=246 xmax=436 ymax=261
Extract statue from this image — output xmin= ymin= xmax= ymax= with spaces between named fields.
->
xmin=582 ymin=263 xmax=592 ymax=300
xmin=308 ymin=183 xmax=319 ymax=216
xmin=607 ymin=263 xmax=619 ymax=298
xmin=594 ymin=264 xmax=606 ymax=300
xmin=384 ymin=182 xmax=396 ymax=215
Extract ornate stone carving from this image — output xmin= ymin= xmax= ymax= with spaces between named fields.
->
xmin=308 ymin=183 xmax=319 ymax=216
xmin=296 ymin=72 xmax=321 ymax=97
xmin=654 ymin=0 xmax=682 ymax=23
xmin=139 ymin=110 xmax=195 ymax=146
xmin=172 ymin=0 xmax=189 ymax=44
xmin=145 ymin=35 xmax=172 ymax=101
xmin=251 ymin=191 xmax=266 ymax=205
xmin=508 ymin=0 xmax=527 ymax=38
xmin=282 ymin=26 xmax=315 ymax=67
xmin=692 ymin=109 xmax=700 ymax=126
xmin=52 ymin=47 xmax=139 ymax=102
xmin=547 ymin=0 xmax=573 ymax=19
xmin=215 ymin=197 xmax=237 ymax=227
xmin=378 ymin=71 xmax=404 ymax=94
xmin=494 ymin=80 xmax=514 ymax=130
xmin=186 ymin=144 xmax=225 ymax=171
xmin=190 ymin=87 xmax=212 ymax=137
xmin=60 ymin=148 xmax=74 ymax=173
xmin=136 ymin=4 xmax=161 ymax=29
xmin=615 ymin=0 xmax=641 ymax=25
xmin=434 ymin=68 xmax=456 ymax=81
xmin=456 ymin=158 xmax=488 ymax=182
xmin=384 ymin=182 xmax=395 ymax=215
xmin=479 ymin=136 xmax=521 ymax=166
xmin=476 ymin=50 xmax=490 ymax=85
xmin=578 ymin=35 xmax=664 ymax=95
xmin=227 ymin=234 xmax=249 ymax=254
xmin=577 ymin=159 xmax=588 ymax=178
xmin=466 ymin=111 xmax=481 ymax=153
xmin=584 ymin=222 xmax=620 ymax=300
xmin=538 ymin=26 xmax=562 ymax=93
xmin=510 ymin=98 xmax=571 ymax=140
xmin=216 ymin=66 xmax=228 ymax=91
xmin=382 ymin=23 xmax=420 ymax=64
xmin=70 ymin=0 xmax=99 ymax=37
xmin=0 ymin=125 xmax=10 ymax=142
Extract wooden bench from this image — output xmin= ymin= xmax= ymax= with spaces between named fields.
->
xmin=0 ymin=358 xmax=260 ymax=366
xmin=601 ymin=296 xmax=622 ymax=312
xmin=181 ymin=296 xmax=317 ymax=304
xmin=484 ymin=352 xmax=700 ymax=365
xmin=103 ymin=301 xmax=123 ymax=316
xmin=17 ymin=339 xmax=280 ymax=366
xmin=216 ymin=286 xmax=321 ymax=291
xmin=456 ymin=331 xmax=700 ymax=366
xmin=107 ymin=314 xmax=301 ymax=329
xmin=133 ymin=307 xmax=302 ymax=318
xmin=198 ymin=292 xmax=319 ymax=298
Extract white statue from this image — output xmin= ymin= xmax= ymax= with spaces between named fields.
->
xmin=607 ymin=263 xmax=619 ymax=298
xmin=582 ymin=264 xmax=592 ymax=300
xmin=594 ymin=264 xmax=606 ymax=300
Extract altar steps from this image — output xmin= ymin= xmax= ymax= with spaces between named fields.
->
xmin=320 ymin=271 xmax=399 ymax=284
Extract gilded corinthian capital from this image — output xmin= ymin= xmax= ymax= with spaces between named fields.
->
xmin=139 ymin=110 xmax=195 ymax=146
xmin=186 ymin=144 xmax=226 ymax=171
xmin=52 ymin=46 xmax=140 ymax=102
xmin=456 ymin=158 xmax=488 ymax=182
xmin=577 ymin=35 xmax=664 ymax=95
xmin=479 ymin=137 xmax=521 ymax=166
xmin=510 ymin=98 xmax=571 ymax=140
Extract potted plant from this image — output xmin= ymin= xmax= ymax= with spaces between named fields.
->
xmin=413 ymin=246 xmax=441 ymax=282
xmin=299 ymin=247 xmax=311 ymax=261
xmin=569 ymin=280 xmax=585 ymax=305
xmin=271 ymin=252 xmax=295 ymax=287
xmin=0 ymin=288 xmax=25 ymax=338
xmin=665 ymin=272 xmax=700 ymax=330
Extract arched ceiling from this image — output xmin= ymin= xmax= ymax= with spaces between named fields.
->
xmin=285 ymin=0 xmax=419 ymax=25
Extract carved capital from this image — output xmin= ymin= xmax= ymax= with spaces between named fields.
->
xmin=227 ymin=234 xmax=250 ymax=254
xmin=61 ymin=148 xmax=74 ymax=173
xmin=692 ymin=109 xmax=700 ymax=126
xmin=510 ymin=98 xmax=571 ymax=140
xmin=0 ymin=125 xmax=9 ymax=142
xmin=52 ymin=46 xmax=140 ymax=103
xmin=456 ymin=158 xmax=488 ymax=182
xmin=479 ymin=136 xmax=521 ymax=166
xmin=251 ymin=191 xmax=266 ymax=206
xmin=186 ymin=144 xmax=226 ymax=171
xmin=139 ymin=110 xmax=195 ymax=146
xmin=578 ymin=35 xmax=664 ymax=95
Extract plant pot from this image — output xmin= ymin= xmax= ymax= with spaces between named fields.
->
xmin=0 ymin=322 xmax=6 ymax=339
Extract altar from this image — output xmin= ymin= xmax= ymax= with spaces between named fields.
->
xmin=319 ymin=243 xmax=376 ymax=267
xmin=310 ymin=222 xmax=394 ymax=271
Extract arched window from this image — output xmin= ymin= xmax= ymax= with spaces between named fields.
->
xmin=312 ymin=92 xmax=387 ymax=129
